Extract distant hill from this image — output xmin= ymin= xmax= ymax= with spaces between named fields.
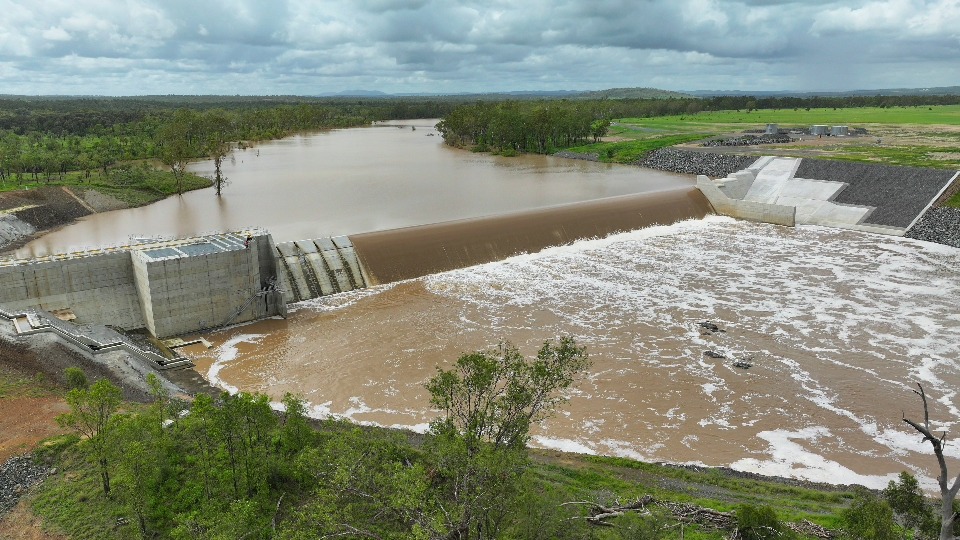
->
xmin=688 ymin=86 xmax=960 ymax=98
xmin=574 ymin=87 xmax=694 ymax=99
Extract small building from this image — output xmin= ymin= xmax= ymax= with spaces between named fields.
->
xmin=811 ymin=125 xmax=828 ymax=136
xmin=830 ymin=125 xmax=849 ymax=136
xmin=765 ymin=123 xmax=779 ymax=134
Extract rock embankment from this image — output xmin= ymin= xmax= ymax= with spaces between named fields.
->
xmin=639 ymin=148 xmax=755 ymax=178
xmin=906 ymin=207 xmax=960 ymax=248
xmin=701 ymin=134 xmax=794 ymax=147
xmin=0 ymin=454 xmax=52 ymax=516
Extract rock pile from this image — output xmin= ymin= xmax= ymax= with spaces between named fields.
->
xmin=905 ymin=207 xmax=960 ymax=248
xmin=639 ymin=149 xmax=755 ymax=179
xmin=701 ymin=134 xmax=794 ymax=147
xmin=0 ymin=454 xmax=52 ymax=516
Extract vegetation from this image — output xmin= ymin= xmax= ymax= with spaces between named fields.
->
xmin=22 ymin=346 xmax=960 ymax=540
xmin=0 ymin=95 xmax=459 ymax=201
xmin=435 ymin=94 xmax=960 ymax=175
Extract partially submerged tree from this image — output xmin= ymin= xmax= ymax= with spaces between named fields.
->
xmin=903 ymin=383 xmax=960 ymax=540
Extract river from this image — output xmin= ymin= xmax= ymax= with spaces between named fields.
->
xmin=17 ymin=120 xmax=689 ymax=257
xmin=184 ymin=217 xmax=960 ymax=491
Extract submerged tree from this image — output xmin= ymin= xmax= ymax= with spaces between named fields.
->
xmin=903 ymin=383 xmax=960 ymax=540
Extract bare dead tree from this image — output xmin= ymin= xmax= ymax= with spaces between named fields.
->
xmin=903 ymin=383 xmax=960 ymax=540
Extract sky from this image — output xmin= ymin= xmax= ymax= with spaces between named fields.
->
xmin=1 ymin=0 xmax=958 ymax=96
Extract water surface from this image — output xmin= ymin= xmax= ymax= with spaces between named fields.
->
xmin=17 ymin=119 xmax=689 ymax=257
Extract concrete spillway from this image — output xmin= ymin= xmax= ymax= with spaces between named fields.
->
xmin=351 ymin=186 xmax=711 ymax=285
xmin=274 ymin=236 xmax=368 ymax=303
xmin=0 ymin=188 xmax=710 ymax=339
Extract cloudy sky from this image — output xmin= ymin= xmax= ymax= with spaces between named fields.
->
xmin=1 ymin=0 xmax=958 ymax=96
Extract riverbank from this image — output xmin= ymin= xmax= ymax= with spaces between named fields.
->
xmin=0 ymin=169 xmax=212 ymax=256
xmin=0 ymin=338 xmax=864 ymax=539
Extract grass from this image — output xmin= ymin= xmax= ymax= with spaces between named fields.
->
xmin=528 ymin=451 xmax=855 ymax=532
xmin=947 ymin=190 xmax=960 ymax=208
xmin=29 ymin=434 xmax=857 ymax=540
xmin=30 ymin=440 xmax=140 ymax=540
xmin=0 ymin=164 xmax=212 ymax=207
xmin=0 ymin=363 xmax=59 ymax=399
xmin=565 ymin=134 xmax=712 ymax=163
xmin=598 ymin=105 xmax=960 ymax=175
xmin=620 ymin=105 xmax=960 ymax=130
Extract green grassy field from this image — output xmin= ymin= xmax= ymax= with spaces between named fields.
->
xmin=619 ymin=105 xmax=960 ymax=130
xmin=0 ymin=166 xmax=212 ymax=206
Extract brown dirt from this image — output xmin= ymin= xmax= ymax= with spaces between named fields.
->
xmin=0 ymin=397 xmax=69 ymax=464
xmin=0 ymin=502 xmax=67 ymax=540
xmin=0 ymin=188 xmax=91 ymax=255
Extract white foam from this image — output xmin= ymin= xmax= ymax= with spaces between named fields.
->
xmin=731 ymin=428 xmax=900 ymax=489
xmin=533 ymin=435 xmax=596 ymax=455
xmin=207 ymin=333 xmax=266 ymax=394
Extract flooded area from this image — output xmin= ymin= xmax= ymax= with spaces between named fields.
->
xmin=14 ymin=118 xmax=960 ymax=491
xmin=186 ymin=216 xmax=960 ymax=491
xmin=16 ymin=119 xmax=690 ymax=257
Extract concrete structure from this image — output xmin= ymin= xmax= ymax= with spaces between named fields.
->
xmin=811 ymin=125 xmax=828 ymax=136
xmin=765 ymin=123 xmax=779 ymax=135
xmin=273 ymin=236 xmax=367 ymax=303
xmin=0 ymin=231 xmax=284 ymax=339
xmin=830 ymin=125 xmax=849 ymax=136
xmin=697 ymin=156 xmax=959 ymax=236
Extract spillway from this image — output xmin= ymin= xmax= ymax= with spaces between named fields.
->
xmin=350 ymin=186 xmax=711 ymax=285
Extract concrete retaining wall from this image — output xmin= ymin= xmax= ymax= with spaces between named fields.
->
xmin=696 ymin=175 xmax=796 ymax=226
xmin=0 ymin=251 xmax=145 ymax=329
xmin=0 ymin=231 xmax=283 ymax=339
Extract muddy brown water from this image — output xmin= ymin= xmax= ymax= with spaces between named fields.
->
xmin=186 ymin=217 xmax=960 ymax=492
xmin=14 ymin=120 xmax=960 ymax=491
xmin=16 ymin=120 xmax=690 ymax=258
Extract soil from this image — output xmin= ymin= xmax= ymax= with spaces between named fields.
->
xmin=0 ymin=186 xmax=130 ymax=256
xmin=0 ymin=397 xmax=69 ymax=464
xmin=0 ymin=503 xmax=67 ymax=540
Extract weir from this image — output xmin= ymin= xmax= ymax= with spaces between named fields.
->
xmin=2 ymin=155 xmax=955 ymax=343
xmin=351 ymin=186 xmax=711 ymax=285
xmin=0 ymin=187 xmax=710 ymax=339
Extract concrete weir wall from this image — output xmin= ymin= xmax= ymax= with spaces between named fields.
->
xmin=0 ymin=231 xmax=284 ymax=338
xmin=273 ymin=236 xmax=367 ymax=304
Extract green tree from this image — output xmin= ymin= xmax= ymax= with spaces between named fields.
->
xmin=201 ymin=109 xmax=233 ymax=197
xmin=737 ymin=504 xmax=794 ymax=540
xmin=842 ymin=490 xmax=904 ymax=540
xmin=57 ymin=378 xmax=123 ymax=495
xmin=424 ymin=337 xmax=590 ymax=539
xmin=63 ymin=366 xmax=88 ymax=390
xmin=885 ymin=471 xmax=939 ymax=538
xmin=157 ymin=109 xmax=200 ymax=195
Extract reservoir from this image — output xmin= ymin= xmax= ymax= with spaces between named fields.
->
xmin=17 ymin=119 xmax=690 ymax=257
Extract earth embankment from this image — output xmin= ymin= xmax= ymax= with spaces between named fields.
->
xmin=0 ymin=187 xmax=128 ymax=255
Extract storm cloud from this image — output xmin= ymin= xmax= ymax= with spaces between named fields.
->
xmin=1 ymin=0 xmax=957 ymax=95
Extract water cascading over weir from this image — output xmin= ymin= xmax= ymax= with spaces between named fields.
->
xmin=0 ymin=186 xmax=711 ymax=344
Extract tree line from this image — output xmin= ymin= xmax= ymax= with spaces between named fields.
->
xmin=0 ymin=96 xmax=462 ymax=191
xmin=435 ymin=93 xmax=960 ymax=156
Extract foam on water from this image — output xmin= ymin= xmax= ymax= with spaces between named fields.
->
xmin=198 ymin=217 xmax=960 ymax=490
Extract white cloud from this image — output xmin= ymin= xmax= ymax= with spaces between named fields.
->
xmin=0 ymin=0 xmax=955 ymax=95
xmin=42 ymin=26 xmax=72 ymax=41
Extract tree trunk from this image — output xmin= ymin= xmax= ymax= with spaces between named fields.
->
xmin=903 ymin=383 xmax=959 ymax=540
xmin=100 ymin=457 xmax=111 ymax=495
